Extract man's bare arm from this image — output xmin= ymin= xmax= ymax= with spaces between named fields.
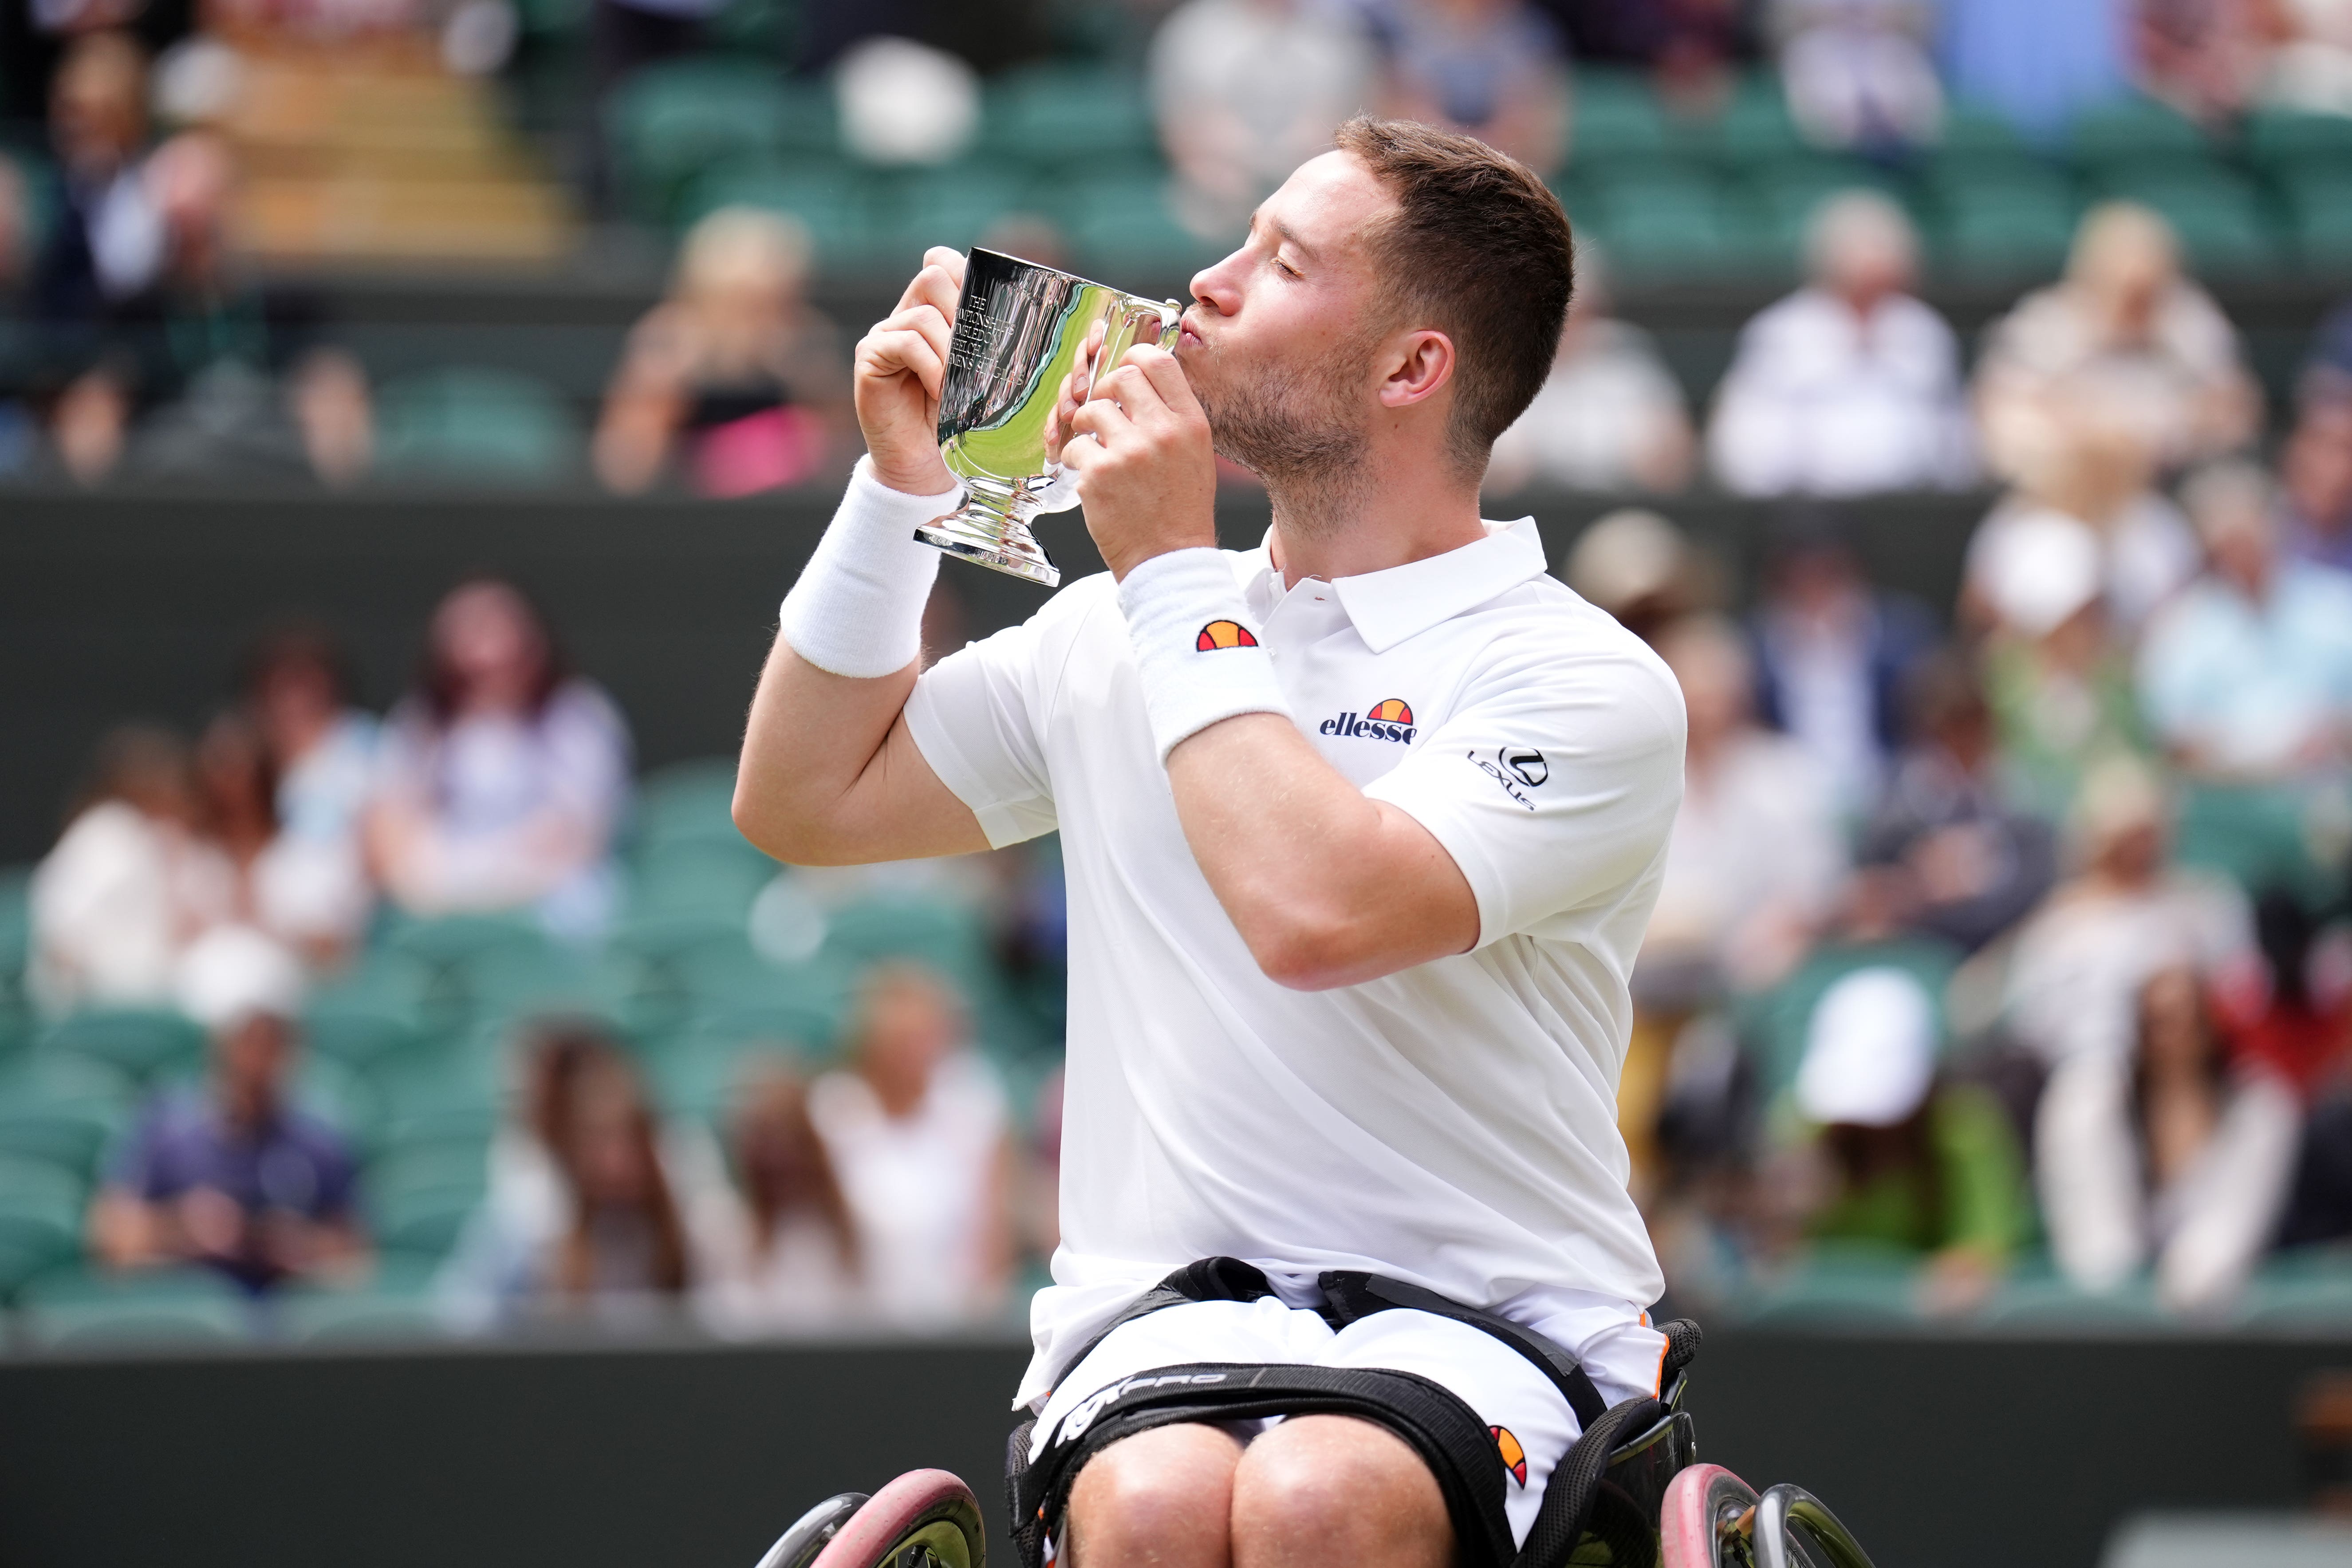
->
xmin=1166 ymin=714 xmax=1477 ymax=990
xmin=731 ymin=245 xmax=992 ymax=867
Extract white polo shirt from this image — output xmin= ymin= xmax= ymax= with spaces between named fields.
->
xmin=904 ymin=518 xmax=1685 ymax=1407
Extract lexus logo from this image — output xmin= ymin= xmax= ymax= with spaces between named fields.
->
xmin=1502 ymin=748 xmax=1547 ymax=788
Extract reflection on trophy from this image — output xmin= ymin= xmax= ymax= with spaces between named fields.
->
xmin=918 ymin=247 xmax=1182 ymax=587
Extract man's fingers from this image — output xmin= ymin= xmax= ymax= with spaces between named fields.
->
xmin=1095 ymin=361 xmax=1177 ymax=429
xmin=861 ymin=325 xmax=947 ymax=399
xmin=1119 ymin=343 xmax=1204 ymax=421
xmin=894 ymin=250 xmax=966 ymax=319
xmin=871 ymin=304 xmax=953 ymax=366
xmin=1068 ymin=394 xmax=1138 ymax=450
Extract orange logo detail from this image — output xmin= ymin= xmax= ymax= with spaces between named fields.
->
xmin=1196 ymin=620 xmax=1259 ymax=651
xmin=1491 ymin=1426 xmax=1527 ymax=1487
xmin=1368 ymin=698 xmax=1414 ymax=725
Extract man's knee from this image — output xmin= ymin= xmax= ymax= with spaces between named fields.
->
xmin=1065 ymin=1422 xmax=1245 ymax=1568
xmin=1229 ymin=1415 xmax=1451 ymax=1568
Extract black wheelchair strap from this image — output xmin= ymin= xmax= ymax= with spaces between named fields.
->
xmin=1016 ymin=1361 xmax=1518 ymax=1568
xmin=1317 ymin=1272 xmax=1610 ymax=1431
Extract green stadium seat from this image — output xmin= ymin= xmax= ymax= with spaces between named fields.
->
xmin=1746 ymin=156 xmax=1911 ymax=259
xmin=2174 ymin=782 xmax=2333 ymax=899
xmin=1935 ymin=103 xmax=2035 ymax=170
xmin=1582 ymin=168 xmax=1756 ymax=278
xmin=2095 ymin=165 xmax=2280 ymax=275
xmin=981 ymin=63 xmax=1157 ymax=171
xmin=0 ymin=1155 xmax=88 ymax=1296
xmin=867 ymin=162 xmax=1041 ymax=266
xmin=2277 ymin=168 xmax=2352 ymax=269
xmin=302 ymin=957 xmax=436 ymax=1071
xmin=641 ymin=1032 xmax=805 ymax=1125
xmin=605 ymin=57 xmax=829 ymax=218
xmin=630 ymin=839 xmax=779 ymax=924
xmin=366 ymin=1144 xmax=489 ymax=1258
xmin=2238 ymin=1256 xmax=2352 ymax=1328
xmin=672 ymin=941 xmax=848 ymax=1043
xmin=2243 ymin=108 xmax=2352 ymax=181
xmin=293 ymin=1056 xmax=384 ymax=1152
xmin=1056 ymin=170 xmax=1229 ymax=280
xmin=674 ymin=156 xmax=871 ymax=260
xmin=1980 ymin=1275 xmax=2173 ymax=1330
xmin=1709 ymin=72 xmax=1806 ymax=172
xmin=20 ymin=1264 xmax=252 ymax=1347
xmin=370 ymin=1041 xmax=504 ymax=1155
xmin=0 ymin=864 xmax=30 ymax=1016
xmin=36 ymin=1010 xmax=206 ymax=1086
xmin=1926 ymin=163 xmax=2080 ymax=277
xmin=283 ymin=1287 xmax=447 ymax=1345
xmin=0 ymin=1054 xmax=130 ymax=1179
xmin=373 ymin=368 xmax=582 ymax=488
xmin=1737 ymin=1245 xmax=1921 ymax=1328
xmin=2067 ymin=94 xmax=2208 ymax=175
xmin=822 ymin=895 xmax=992 ymax=990
xmin=1568 ymin=68 xmax=1674 ymax=163
xmin=453 ymin=942 xmax=627 ymax=1032
xmin=384 ymin=911 xmax=548 ymax=976
xmin=634 ymin=758 xmax=742 ymax=855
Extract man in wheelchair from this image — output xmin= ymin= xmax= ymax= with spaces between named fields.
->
xmin=737 ymin=114 xmax=1867 ymax=1568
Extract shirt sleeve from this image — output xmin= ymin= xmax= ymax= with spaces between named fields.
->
xmin=902 ymin=610 xmax=1062 ymax=850
xmin=1363 ymin=629 xmax=1685 ymax=947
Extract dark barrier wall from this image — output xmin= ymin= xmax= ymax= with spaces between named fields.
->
xmin=0 ymin=1328 xmax=2340 ymax=1568
xmin=0 ymin=486 xmax=1985 ymax=863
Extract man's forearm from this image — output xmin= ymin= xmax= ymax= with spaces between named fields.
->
xmin=734 ymin=643 xmax=919 ymax=861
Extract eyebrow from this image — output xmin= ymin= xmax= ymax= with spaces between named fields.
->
xmin=1258 ymin=213 xmax=1317 ymax=263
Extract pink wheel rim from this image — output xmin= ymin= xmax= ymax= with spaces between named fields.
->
xmin=1661 ymin=1462 xmax=1758 ymax=1568
xmin=810 ymin=1470 xmax=984 ymax=1568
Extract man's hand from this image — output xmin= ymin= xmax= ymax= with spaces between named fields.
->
xmin=854 ymin=246 xmax=965 ymax=496
xmin=1056 ymin=343 xmax=1217 ymax=580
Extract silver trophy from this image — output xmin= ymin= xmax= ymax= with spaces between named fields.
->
xmin=917 ymin=248 xmax=1182 ymax=587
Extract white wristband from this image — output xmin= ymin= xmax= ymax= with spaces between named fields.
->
xmin=1116 ymin=547 xmax=1292 ymax=762
xmin=779 ymin=457 xmax=958 ymax=678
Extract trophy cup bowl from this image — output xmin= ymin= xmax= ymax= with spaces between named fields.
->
xmin=918 ymin=248 xmax=1182 ymax=588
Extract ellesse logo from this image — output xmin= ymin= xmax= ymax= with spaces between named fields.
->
xmin=1196 ymin=620 xmax=1258 ymax=650
xmin=1319 ymin=698 xmax=1415 ymax=744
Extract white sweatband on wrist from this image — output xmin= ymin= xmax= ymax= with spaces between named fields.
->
xmin=1116 ymin=547 xmax=1292 ymax=762
xmin=778 ymin=457 xmax=959 ymax=678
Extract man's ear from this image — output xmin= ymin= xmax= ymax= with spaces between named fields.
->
xmin=1378 ymin=329 xmax=1454 ymax=410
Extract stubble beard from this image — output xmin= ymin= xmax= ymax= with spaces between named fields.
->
xmin=1193 ymin=338 xmax=1379 ymax=540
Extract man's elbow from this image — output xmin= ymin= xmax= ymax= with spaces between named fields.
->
xmin=732 ymin=780 xmax=833 ymax=866
xmin=1241 ymin=909 xmax=1372 ymax=993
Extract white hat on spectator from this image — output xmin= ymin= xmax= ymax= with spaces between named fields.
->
xmin=176 ymin=924 xmax=305 ymax=1033
xmin=1566 ymin=509 xmax=1686 ymax=616
xmin=836 ymin=37 xmax=978 ymax=166
xmin=1977 ymin=504 xmax=2102 ymax=638
xmin=1796 ymin=966 xmax=1938 ymax=1127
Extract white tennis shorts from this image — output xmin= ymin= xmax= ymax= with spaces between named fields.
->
xmin=1029 ymin=1293 xmax=1669 ymax=1548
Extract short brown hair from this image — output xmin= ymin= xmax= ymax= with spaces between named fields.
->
xmin=1333 ymin=117 xmax=1575 ymax=474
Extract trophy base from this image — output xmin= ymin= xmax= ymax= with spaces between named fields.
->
xmin=915 ymin=503 xmax=1061 ymax=588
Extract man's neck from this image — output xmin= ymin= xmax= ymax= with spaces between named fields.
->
xmin=1261 ymin=451 xmax=1489 ymax=587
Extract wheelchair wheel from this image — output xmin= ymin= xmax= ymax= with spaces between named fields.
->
xmin=1752 ymin=1484 xmax=1874 ymax=1568
xmin=758 ymin=1469 xmax=987 ymax=1568
xmin=1659 ymin=1463 xmax=1760 ymax=1568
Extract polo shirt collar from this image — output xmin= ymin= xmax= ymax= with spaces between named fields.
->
xmin=1237 ymin=518 xmax=1548 ymax=654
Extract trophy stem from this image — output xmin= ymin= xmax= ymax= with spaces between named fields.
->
xmin=915 ymin=483 xmax=1061 ymax=588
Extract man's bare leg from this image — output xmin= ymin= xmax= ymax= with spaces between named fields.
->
xmin=1064 ymin=1422 xmax=1247 ymax=1568
xmin=1229 ymin=1415 xmax=1452 ymax=1568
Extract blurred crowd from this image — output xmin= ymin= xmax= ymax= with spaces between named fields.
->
xmin=1580 ymin=277 xmax=2352 ymax=1318
xmin=10 ymin=573 xmax=1066 ymax=1336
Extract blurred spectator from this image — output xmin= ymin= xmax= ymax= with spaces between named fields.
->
xmin=1486 ymin=245 xmax=1695 ymax=494
xmin=698 ymin=1064 xmax=865 ymax=1335
xmin=2281 ymin=398 xmax=2352 ymax=575
xmin=810 ymin=965 xmax=1013 ymax=1328
xmin=240 ymin=626 xmax=379 ymax=960
xmin=32 ymin=32 xmax=161 ymax=328
xmin=2037 ymin=966 xmax=2299 ymax=1310
xmin=29 ymin=723 xmax=233 ymax=1015
xmin=90 ymin=927 xmax=366 ymax=1292
xmin=1374 ymin=0 xmax=1570 ymax=173
xmin=0 ymin=156 xmax=35 ymax=477
xmin=1963 ymin=423 xmax=2199 ymax=640
xmin=2309 ymin=302 xmax=2352 ymax=410
xmin=1563 ymin=508 xmax=1716 ymax=646
xmin=2137 ymin=461 xmax=2352 ymax=783
xmin=1975 ymin=203 xmax=2261 ymax=486
xmin=51 ymin=131 xmax=371 ymax=486
xmin=1859 ymin=651 xmax=2059 ymax=954
xmin=442 ymin=1029 xmax=727 ymax=1331
xmin=1971 ymin=512 xmax=2153 ymax=822
xmin=1792 ymin=966 xmax=2030 ymax=1312
xmin=1149 ymin=0 xmax=1379 ymax=239
xmin=366 ymin=579 xmax=631 ymax=941
xmin=1938 ymin=0 xmax=2125 ymax=140
xmin=1749 ymin=519 xmax=1936 ymax=814
xmin=2003 ymin=756 xmax=2254 ymax=1066
xmin=1642 ymin=615 xmax=1846 ymax=998
xmin=1707 ymin=192 xmax=1975 ymax=498
xmin=2137 ymin=0 xmax=2274 ymax=122
xmin=834 ymin=37 xmax=981 ymax=167
xmin=1772 ymin=0 xmax=1943 ymax=153
xmin=594 ymin=208 xmax=845 ymax=498
xmin=2265 ymin=0 xmax=2352 ymax=112
xmin=193 ymin=709 xmax=372 ymax=965
xmin=2213 ymin=889 xmax=2352 ymax=1097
